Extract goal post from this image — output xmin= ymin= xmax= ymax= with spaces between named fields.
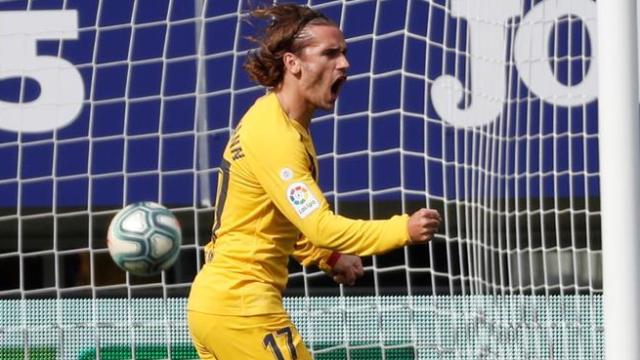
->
xmin=597 ymin=0 xmax=640 ymax=359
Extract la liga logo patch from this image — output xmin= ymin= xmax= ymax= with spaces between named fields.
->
xmin=287 ymin=182 xmax=320 ymax=218
xmin=289 ymin=184 xmax=308 ymax=205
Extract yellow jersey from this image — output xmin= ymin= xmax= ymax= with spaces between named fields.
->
xmin=187 ymin=93 xmax=410 ymax=316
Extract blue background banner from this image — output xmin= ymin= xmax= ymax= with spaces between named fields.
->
xmin=0 ymin=0 xmax=599 ymax=209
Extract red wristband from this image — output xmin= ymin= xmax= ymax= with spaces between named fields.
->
xmin=326 ymin=251 xmax=342 ymax=268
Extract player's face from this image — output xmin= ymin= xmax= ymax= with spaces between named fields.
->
xmin=297 ymin=25 xmax=349 ymax=110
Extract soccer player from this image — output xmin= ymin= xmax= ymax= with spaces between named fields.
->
xmin=187 ymin=4 xmax=441 ymax=359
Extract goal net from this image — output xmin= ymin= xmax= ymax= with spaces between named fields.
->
xmin=0 ymin=0 xmax=603 ymax=359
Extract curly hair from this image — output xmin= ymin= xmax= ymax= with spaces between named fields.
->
xmin=243 ymin=4 xmax=335 ymax=88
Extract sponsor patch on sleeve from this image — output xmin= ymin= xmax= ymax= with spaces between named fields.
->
xmin=280 ymin=167 xmax=294 ymax=181
xmin=287 ymin=182 xmax=320 ymax=219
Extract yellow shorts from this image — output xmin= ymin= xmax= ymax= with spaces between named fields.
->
xmin=187 ymin=310 xmax=313 ymax=360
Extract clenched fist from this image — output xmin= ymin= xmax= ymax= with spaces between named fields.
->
xmin=407 ymin=208 xmax=441 ymax=244
xmin=331 ymin=254 xmax=364 ymax=286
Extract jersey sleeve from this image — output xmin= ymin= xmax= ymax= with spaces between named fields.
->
xmin=241 ymin=122 xmax=410 ymax=256
xmin=292 ymin=235 xmax=340 ymax=273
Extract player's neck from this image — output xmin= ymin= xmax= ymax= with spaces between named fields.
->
xmin=274 ymin=86 xmax=314 ymax=129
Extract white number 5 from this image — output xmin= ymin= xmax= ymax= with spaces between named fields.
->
xmin=0 ymin=11 xmax=84 ymax=133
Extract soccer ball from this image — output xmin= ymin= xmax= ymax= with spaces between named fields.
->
xmin=107 ymin=202 xmax=182 ymax=276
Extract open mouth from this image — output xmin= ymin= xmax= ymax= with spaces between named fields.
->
xmin=330 ymin=76 xmax=347 ymax=97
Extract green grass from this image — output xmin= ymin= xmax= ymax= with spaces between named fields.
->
xmin=77 ymin=345 xmax=198 ymax=360
xmin=314 ymin=346 xmax=415 ymax=360
xmin=75 ymin=343 xmax=414 ymax=360
xmin=0 ymin=347 xmax=57 ymax=360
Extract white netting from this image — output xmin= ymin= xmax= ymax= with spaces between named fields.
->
xmin=0 ymin=0 xmax=603 ymax=358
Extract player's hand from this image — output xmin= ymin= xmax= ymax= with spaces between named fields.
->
xmin=331 ymin=254 xmax=364 ymax=286
xmin=407 ymin=208 xmax=441 ymax=244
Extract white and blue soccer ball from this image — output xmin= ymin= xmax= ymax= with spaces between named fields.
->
xmin=107 ymin=202 xmax=182 ymax=276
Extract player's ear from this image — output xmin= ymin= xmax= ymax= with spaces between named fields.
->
xmin=282 ymin=52 xmax=301 ymax=76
